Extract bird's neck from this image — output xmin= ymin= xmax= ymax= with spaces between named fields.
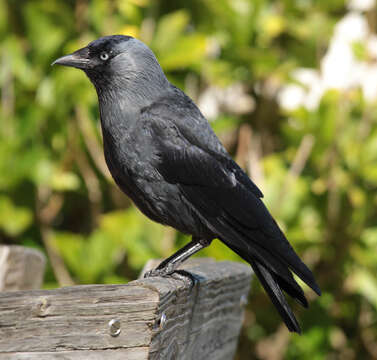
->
xmin=96 ymin=84 xmax=165 ymax=137
xmin=92 ymin=71 xmax=169 ymax=135
xmin=97 ymin=91 xmax=138 ymax=136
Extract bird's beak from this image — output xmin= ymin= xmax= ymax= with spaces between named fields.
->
xmin=52 ymin=47 xmax=90 ymax=69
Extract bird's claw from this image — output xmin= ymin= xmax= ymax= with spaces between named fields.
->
xmin=144 ymin=266 xmax=172 ymax=278
xmin=144 ymin=261 xmax=177 ymax=278
xmin=171 ymin=270 xmax=197 ymax=290
xmin=144 ymin=267 xmax=197 ymax=291
xmin=143 ymin=269 xmax=160 ymax=278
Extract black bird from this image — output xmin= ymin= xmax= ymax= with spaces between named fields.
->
xmin=53 ymin=35 xmax=321 ymax=333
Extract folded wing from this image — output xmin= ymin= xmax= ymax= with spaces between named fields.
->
xmin=142 ymin=99 xmax=320 ymax=332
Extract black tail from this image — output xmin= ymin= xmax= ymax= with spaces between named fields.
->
xmin=250 ymin=260 xmax=302 ymax=333
xmin=220 ymin=234 xmax=310 ymax=333
xmin=180 ymin=183 xmax=321 ymax=332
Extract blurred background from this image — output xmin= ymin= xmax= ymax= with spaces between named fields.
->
xmin=1 ymin=0 xmax=377 ymax=358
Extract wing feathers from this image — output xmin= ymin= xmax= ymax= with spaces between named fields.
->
xmin=142 ymin=99 xmax=320 ymax=332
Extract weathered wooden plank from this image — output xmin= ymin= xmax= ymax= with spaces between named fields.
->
xmin=0 ymin=284 xmax=158 ymax=352
xmin=0 ymin=348 xmax=149 ymax=360
xmin=0 ymin=245 xmax=46 ymax=291
xmin=0 ymin=258 xmax=252 ymax=359
xmin=146 ymin=260 xmax=252 ymax=360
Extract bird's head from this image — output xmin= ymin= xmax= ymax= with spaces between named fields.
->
xmin=52 ymin=35 xmax=167 ymax=98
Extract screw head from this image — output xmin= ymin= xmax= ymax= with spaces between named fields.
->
xmin=156 ymin=312 xmax=167 ymax=330
xmin=108 ymin=319 xmax=121 ymax=337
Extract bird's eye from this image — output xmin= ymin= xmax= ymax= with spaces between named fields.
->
xmin=100 ymin=52 xmax=109 ymax=61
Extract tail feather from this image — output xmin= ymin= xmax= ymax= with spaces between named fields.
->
xmin=195 ymin=183 xmax=321 ymax=296
xmin=220 ymin=233 xmax=309 ymax=322
xmin=272 ymin=271 xmax=308 ymax=308
xmin=220 ymin=211 xmax=321 ymax=296
xmin=251 ymin=260 xmax=301 ymax=333
xmin=179 ymin=185 xmax=321 ymax=332
xmin=215 ymin=226 xmax=311 ymax=332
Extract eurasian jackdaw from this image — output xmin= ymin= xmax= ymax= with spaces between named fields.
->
xmin=53 ymin=35 xmax=321 ymax=333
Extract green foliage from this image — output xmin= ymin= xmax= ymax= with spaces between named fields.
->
xmin=1 ymin=0 xmax=377 ymax=358
xmin=0 ymin=196 xmax=32 ymax=236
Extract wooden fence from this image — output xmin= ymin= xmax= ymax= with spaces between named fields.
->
xmin=0 ymin=246 xmax=252 ymax=359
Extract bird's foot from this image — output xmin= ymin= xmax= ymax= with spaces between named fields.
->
xmin=144 ymin=262 xmax=175 ymax=278
xmin=144 ymin=268 xmax=167 ymax=278
xmin=171 ymin=270 xmax=197 ymax=290
xmin=144 ymin=267 xmax=197 ymax=290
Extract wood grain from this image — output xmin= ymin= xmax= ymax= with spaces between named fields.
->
xmin=0 ymin=245 xmax=46 ymax=291
xmin=0 ymin=258 xmax=252 ymax=359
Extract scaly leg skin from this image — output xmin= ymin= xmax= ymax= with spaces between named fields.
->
xmin=144 ymin=237 xmax=210 ymax=278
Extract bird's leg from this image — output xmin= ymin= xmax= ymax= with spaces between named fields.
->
xmin=144 ymin=237 xmax=210 ymax=278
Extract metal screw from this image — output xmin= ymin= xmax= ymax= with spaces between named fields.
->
xmin=156 ymin=312 xmax=166 ymax=330
xmin=108 ymin=319 xmax=121 ymax=337
xmin=240 ymin=294 xmax=248 ymax=307
xmin=37 ymin=298 xmax=50 ymax=317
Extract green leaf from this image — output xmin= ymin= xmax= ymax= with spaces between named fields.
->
xmin=50 ymin=170 xmax=81 ymax=191
xmin=100 ymin=208 xmax=164 ymax=270
xmin=152 ymin=10 xmax=191 ymax=52
xmin=158 ymin=34 xmax=207 ymax=71
xmin=348 ymin=268 xmax=377 ymax=309
xmin=0 ymin=196 xmax=33 ymax=236
xmin=52 ymin=230 xmax=125 ymax=284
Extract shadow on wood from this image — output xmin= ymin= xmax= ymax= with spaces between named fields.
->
xmin=0 ymin=257 xmax=252 ymax=360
